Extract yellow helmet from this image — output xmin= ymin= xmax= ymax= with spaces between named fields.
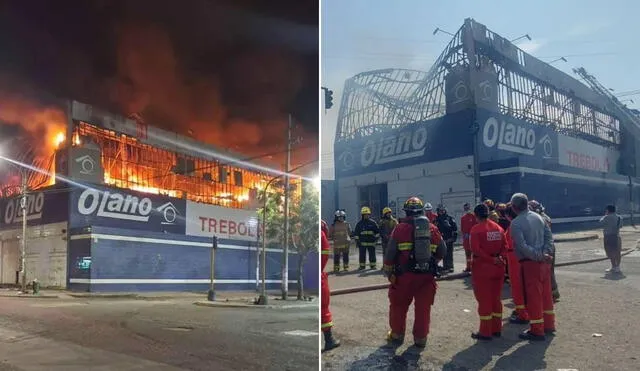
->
xmin=382 ymin=207 xmax=392 ymax=215
xmin=360 ymin=206 xmax=372 ymax=215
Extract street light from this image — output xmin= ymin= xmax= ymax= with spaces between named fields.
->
xmin=511 ymin=34 xmax=532 ymax=43
xmin=549 ymin=57 xmax=568 ymax=64
xmin=433 ymin=27 xmax=455 ymax=37
xmin=0 ymin=155 xmax=29 ymax=293
xmin=257 ymin=161 xmax=316 ymax=306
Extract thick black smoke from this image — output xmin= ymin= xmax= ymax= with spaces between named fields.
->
xmin=0 ymin=0 xmax=318 ymax=167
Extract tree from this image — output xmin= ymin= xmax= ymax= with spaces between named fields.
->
xmin=257 ymin=179 xmax=319 ymax=300
xmin=289 ymin=181 xmax=319 ymax=300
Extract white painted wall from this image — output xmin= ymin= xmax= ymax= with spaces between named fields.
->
xmin=0 ymin=222 xmax=68 ymax=288
xmin=337 ymin=156 xmax=475 ymax=225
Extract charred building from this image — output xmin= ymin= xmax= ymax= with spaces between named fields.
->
xmin=332 ymin=19 xmax=640 ymax=232
xmin=0 ymin=101 xmax=315 ymax=292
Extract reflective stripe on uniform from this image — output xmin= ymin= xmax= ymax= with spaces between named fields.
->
xmin=321 ymin=322 xmax=333 ymax=329
xmin=515 ymin=305 xmax=526 ymax=309
xmin=479 ymin=315 xmax=492 ymax=321
xmin=398 ymin=243 xmax=412 ymax=251
xmin=321 ymin=250 xmax=331 ymax=255
xmin=360 ymin=242 xmax=376 ymax=246
xmin=492 ymin=312 xmax=502 ymax=318
xmin=430 ymin=244 xmax=437 ymax=252
xmin=544 ymin=310 xmax=554 ymax=315
xmin=360 ymin=231 xmax=375 ymax=235
xmin=530 ymin=318 xmax=544 ymax=324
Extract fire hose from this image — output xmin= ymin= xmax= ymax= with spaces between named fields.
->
xmin=330 ymin=247 xmax=638 ymax=296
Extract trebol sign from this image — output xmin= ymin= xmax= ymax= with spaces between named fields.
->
xmin=339 ymin=125 xmax=428 ymax=172
xmin=482 ymin=117 xmax=553 ymax=158
xmin=72 ymin=187 xmax=185 ymax=233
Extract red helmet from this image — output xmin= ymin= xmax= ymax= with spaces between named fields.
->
xmin=403 ymin=197 xmax=425 ymax=212
xmin=321 ymin=220 xmax=328 ymax=235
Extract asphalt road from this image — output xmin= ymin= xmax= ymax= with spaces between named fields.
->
xmin=322 ymin=233 xmax=640 ymax=370
xmin=0 ymin=297 xmax=319 ymax=371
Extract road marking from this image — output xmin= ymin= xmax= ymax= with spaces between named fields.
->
xmin=282 ymin=330 xmax=317 ymax=337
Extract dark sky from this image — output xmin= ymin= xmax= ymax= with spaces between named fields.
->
xmin=0 ymin=0 xmax=318 ymax=161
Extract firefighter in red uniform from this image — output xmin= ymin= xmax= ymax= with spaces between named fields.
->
xmin=382 ymin=197 xmax=447 ymax=347
xmin=469 ymin=203 xmax=508 ymax=340
xmin=460 ymin=203 xmax=477 ymax=273
xmin=321 ymin=220 xmax=340 ymax=351
xmin=504 ymin=202 xmax=530 ymax=324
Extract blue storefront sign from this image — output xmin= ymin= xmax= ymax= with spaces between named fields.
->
xmin=334 ymin=110 xmax=475 ymax=177
xmin=476 ymin=109 xmax=558 ymax=169
xmin=69 ymin=184 xmax=186 ymax=234
xmin=0 ymin=186 xmax=69 ymax=229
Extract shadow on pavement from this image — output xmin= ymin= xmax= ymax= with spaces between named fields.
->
xmin=442 ymin=324 xmax=549 ymax=371
xmin=492 ymin=337 xmax=554 ymax=371
xmin=345 ymin=343 xmax=398 ymax=371
xmin=602 ymin=273 xmax=627 ymax=281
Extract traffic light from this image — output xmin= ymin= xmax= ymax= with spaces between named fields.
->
xmin=324 ymin=89 xmax=334 ymax=109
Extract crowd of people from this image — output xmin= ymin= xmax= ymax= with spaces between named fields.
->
xmin=321 ymin=194 xmax=625 ymax=351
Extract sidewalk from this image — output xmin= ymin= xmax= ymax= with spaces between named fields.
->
xmin=0 ymin=289 xmax=318 ymax=309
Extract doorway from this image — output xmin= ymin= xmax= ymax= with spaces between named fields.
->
xmin=358 ymin=183 xmax=388 ymax=221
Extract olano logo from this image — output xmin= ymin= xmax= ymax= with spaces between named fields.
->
xmin=77 ymin=188 xmax=177 ymax=223
xmin=156 ymin=202 xmax=179 ymax=225
xmin=361 ymin=126 xmax=428 ymax=167
xmin=482 ymin=117 xmax=537 ymax=156
xmin=3 ymin=192 xmax=45 ymax=225
xmin=75 ymin=154 xmax=96 ymax=175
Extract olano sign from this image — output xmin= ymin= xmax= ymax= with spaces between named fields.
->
xmin=482 ymin=117 xmax=554 ymax=159
xmin=3 ymin=192 xmax=45 ymax=225
xmin=361 ymin=126 xmax=428 ymax=167
xmin=77 ymin=188 xmax=179 ymax=225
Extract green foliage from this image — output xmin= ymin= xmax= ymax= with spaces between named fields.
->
xmin=290 ymin=181 xmax=319 ymax=254
xmin=257 ymin=185 xmax=285 ymax=245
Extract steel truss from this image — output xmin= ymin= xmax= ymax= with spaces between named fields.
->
xmin=335 ymin=19 xmax=621 ymax=149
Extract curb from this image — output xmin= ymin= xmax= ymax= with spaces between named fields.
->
xmin=330 ymin=246 xmax=639 ymax=296
xmin=554 ymin=234 xmax=599 ymax=243
xmin=0 ymin=294 xmax=60 ymax=299
xmin=194 ymin=300 xmax=317 ymax=309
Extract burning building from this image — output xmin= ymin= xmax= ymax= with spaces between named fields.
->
xmin=0 ymin=100 xmax=307 ymax=292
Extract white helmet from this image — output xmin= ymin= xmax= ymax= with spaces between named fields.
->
xmin=424 ymin=202 xmax=433 ymax=212
xmin=334 ymin=210 xmax=346 ymax=218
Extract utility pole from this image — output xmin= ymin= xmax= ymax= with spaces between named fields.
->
xmin=282 ymin=114 xmax=292 ymax=300
xmin=207 ymin=236 xmax=217 ymax=301
xmin=20 ymin=173 xmax=27 ymax=293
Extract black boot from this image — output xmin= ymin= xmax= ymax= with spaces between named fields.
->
xmin=323 ymin=329 xmax=341 ymax=352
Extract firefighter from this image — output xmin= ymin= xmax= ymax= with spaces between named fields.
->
xmin=321 ymin=220 xmax=340 ymax=351
xmin=510 ymin=193 xmax=555 ymax=341
xmin=469 ymin=203 xmax=508 ymax=340
xmin=382 ymin=197 xmax=447 ymax=347
xmin=354 ymin=207 xmax=380 ymax=270
xmin=529 ymin=200 xmax=559 ymax=302
xmin=435 ymin=205 xmax=458 ymax=274
xmin=484 ymin=199 xmax=500 ymax=223
xmin=504 ymin=202 xmax=530 ymax=324
xmin=460 ymin=203 xmax=477 ymax=273
xmin=379 ymin=207 xmax=398 ymax=258
xmin=329 ymin=210 xmax=352 ymax=272
xmin=424 ymin=202 xmax=437 ymax=223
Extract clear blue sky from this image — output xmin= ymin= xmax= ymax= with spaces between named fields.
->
xmin=321 ymin=0 xmax=639 ymax=179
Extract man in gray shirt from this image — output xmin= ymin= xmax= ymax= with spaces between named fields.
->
xmin=600 ymin=204 xmax=622 ymax=274
xmin=509 ymin=193 xmax=555 ymax=341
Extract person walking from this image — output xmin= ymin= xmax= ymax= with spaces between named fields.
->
xmin=600 ymin=204 xmax=623 ymax=275
xmin=509 ymin=193 xmax=555 ymax=341
xmin=329 ymin=210 xmax=352 ymax=272
xmin=469 ymin=203 xmax=508 ymax=340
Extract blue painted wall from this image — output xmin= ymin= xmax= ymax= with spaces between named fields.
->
xmin=67 ymin=226 xmax=317 ymax=293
